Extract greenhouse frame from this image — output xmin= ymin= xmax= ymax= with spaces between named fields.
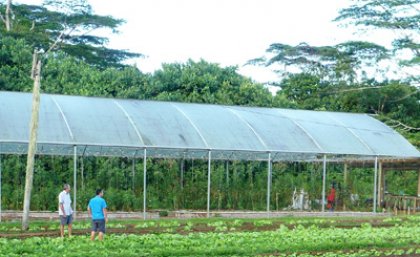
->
xmin=0 ymin=91 xmax=419 ymax=219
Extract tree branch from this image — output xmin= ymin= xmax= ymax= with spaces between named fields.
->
xmin=45 ymin=12 xmax=102 ymax=56
xmin=386 ymin=118 xmax=420 ymax=132
xmin=324 ymin=86 xmax=385 ymax=95
xmin=0 ymin=9 xmax=5 ymax=23
xmin=389 ymin=90 xmax=420 ymax=102
xmin=45 ymin=26 xmax=76 ymax=54
xmin=45 ymin=30 xmax=66 ymax=54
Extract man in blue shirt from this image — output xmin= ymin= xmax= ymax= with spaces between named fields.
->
xmin=88 ymin=189 xmax=108 ymax=240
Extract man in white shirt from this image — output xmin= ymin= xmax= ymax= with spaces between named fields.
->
xmin=58 ymin=184 xmax=73 ymax=237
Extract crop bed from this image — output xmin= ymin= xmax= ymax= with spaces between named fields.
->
xmin=0 ymin=215 xmax=419 ymax=256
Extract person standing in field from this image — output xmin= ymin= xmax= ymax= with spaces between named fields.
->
xmin=88 ymin=189 xmax=108 ymax=241
xmin=58 ymin=183 xmax=73 ymax=238
xmin=327 ymin=185 xmax=336 ymax=212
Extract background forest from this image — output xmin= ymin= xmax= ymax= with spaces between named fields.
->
xmin=0 ymin=0 xmax=419 ymax=212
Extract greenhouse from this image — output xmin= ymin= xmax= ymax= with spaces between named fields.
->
xmin=0 ymin=91 xmax=419 ymax=219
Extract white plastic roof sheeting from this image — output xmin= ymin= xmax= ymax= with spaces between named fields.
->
xmin=0 ymin=91 xmax=419 ymax=161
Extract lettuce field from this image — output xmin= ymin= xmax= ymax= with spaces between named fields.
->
xmin=0 ymin=215 xmax=419 ymax=256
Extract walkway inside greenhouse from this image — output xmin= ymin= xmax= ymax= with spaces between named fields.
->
xmin=0 ymin=209 xmax=392 ymax=222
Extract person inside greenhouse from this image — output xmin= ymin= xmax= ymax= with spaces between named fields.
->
xmin=58 ymin=183 xmax=73 ymax=238
xmin=88 ymin=189 xmax=108 ymax=241
xmin=327 ymin=184 xmax=336 ymax=212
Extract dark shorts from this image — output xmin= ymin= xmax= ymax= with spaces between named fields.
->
xmin=60 ymin=215 xmax=73 ymax=225
xmin=91 ymin=219 xmax=106 ymax=233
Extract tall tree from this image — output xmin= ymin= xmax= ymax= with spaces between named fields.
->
xmin=334 ymin=0 xmax=419 ymax=82
xmin=0 ymin=0 xmax=13 ymax=31
xmin=248 ymin=41 xmax=389 ymax=85
xmin=0 ymin=2 xmax=141 ymax=68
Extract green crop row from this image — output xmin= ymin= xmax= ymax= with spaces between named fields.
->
xmin=0 ymin=222 xmax=419 ymax=256
xmin=265 ymin=247 xmax=420 ymax=257
xmin=2 ymin=215 xmax=418 ymax=233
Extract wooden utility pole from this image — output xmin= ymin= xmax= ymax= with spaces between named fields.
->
xmin=22 ymin=51 xmax=41 ymax=230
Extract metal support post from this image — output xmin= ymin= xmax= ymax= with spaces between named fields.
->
xmin=207 ymin=150 xmax=212 ymax=218
xmin=143 ymin=149 xmax=147 ymax=220
xmin=0 ymin=152 xmax=2 ymax=222
xmin=132 ymin=158 xmax=135 ymax=190
xmin=322 ymin=155 xmax=327 ymax=212
xmin=73 ymin=146 xmax=77 ymax=219
xmin=266 ymin=153 xmax=272 ymax=215
xmin=373 ymin=156 xmax=378 ymax=213
xmin=81 ymin=157 xmax=84 ymax=191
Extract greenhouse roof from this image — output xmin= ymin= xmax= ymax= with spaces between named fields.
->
xmin=0 ymin=91 xmax=419 ymax=161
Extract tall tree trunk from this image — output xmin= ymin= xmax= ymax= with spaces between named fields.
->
xmin=5 ymin=0 xmax=11 ymax=31
xmin=22 ymin=52 xmax=41 ymax=230
xmin=0 ymin=0 xmax=12 ymax=31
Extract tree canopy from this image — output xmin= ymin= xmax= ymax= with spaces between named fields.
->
xmin=0 ymin=1 xmax=141 ymax=68
xmin=248 ymin=41 xmax=389 ymax=85
xmin=335 ymin=0 xmax=419 ymax=80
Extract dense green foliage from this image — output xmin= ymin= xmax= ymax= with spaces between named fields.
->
xmin=1 ymin=154 xmax=418 ymax=212
xmin=0 ymin=1 xmax=418 ymax=212
xmin=0 ymin=2 xmax=140 ymax=68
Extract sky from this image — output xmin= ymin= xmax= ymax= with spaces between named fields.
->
xmin=14 ymin=0 xmax=376 ymax=83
